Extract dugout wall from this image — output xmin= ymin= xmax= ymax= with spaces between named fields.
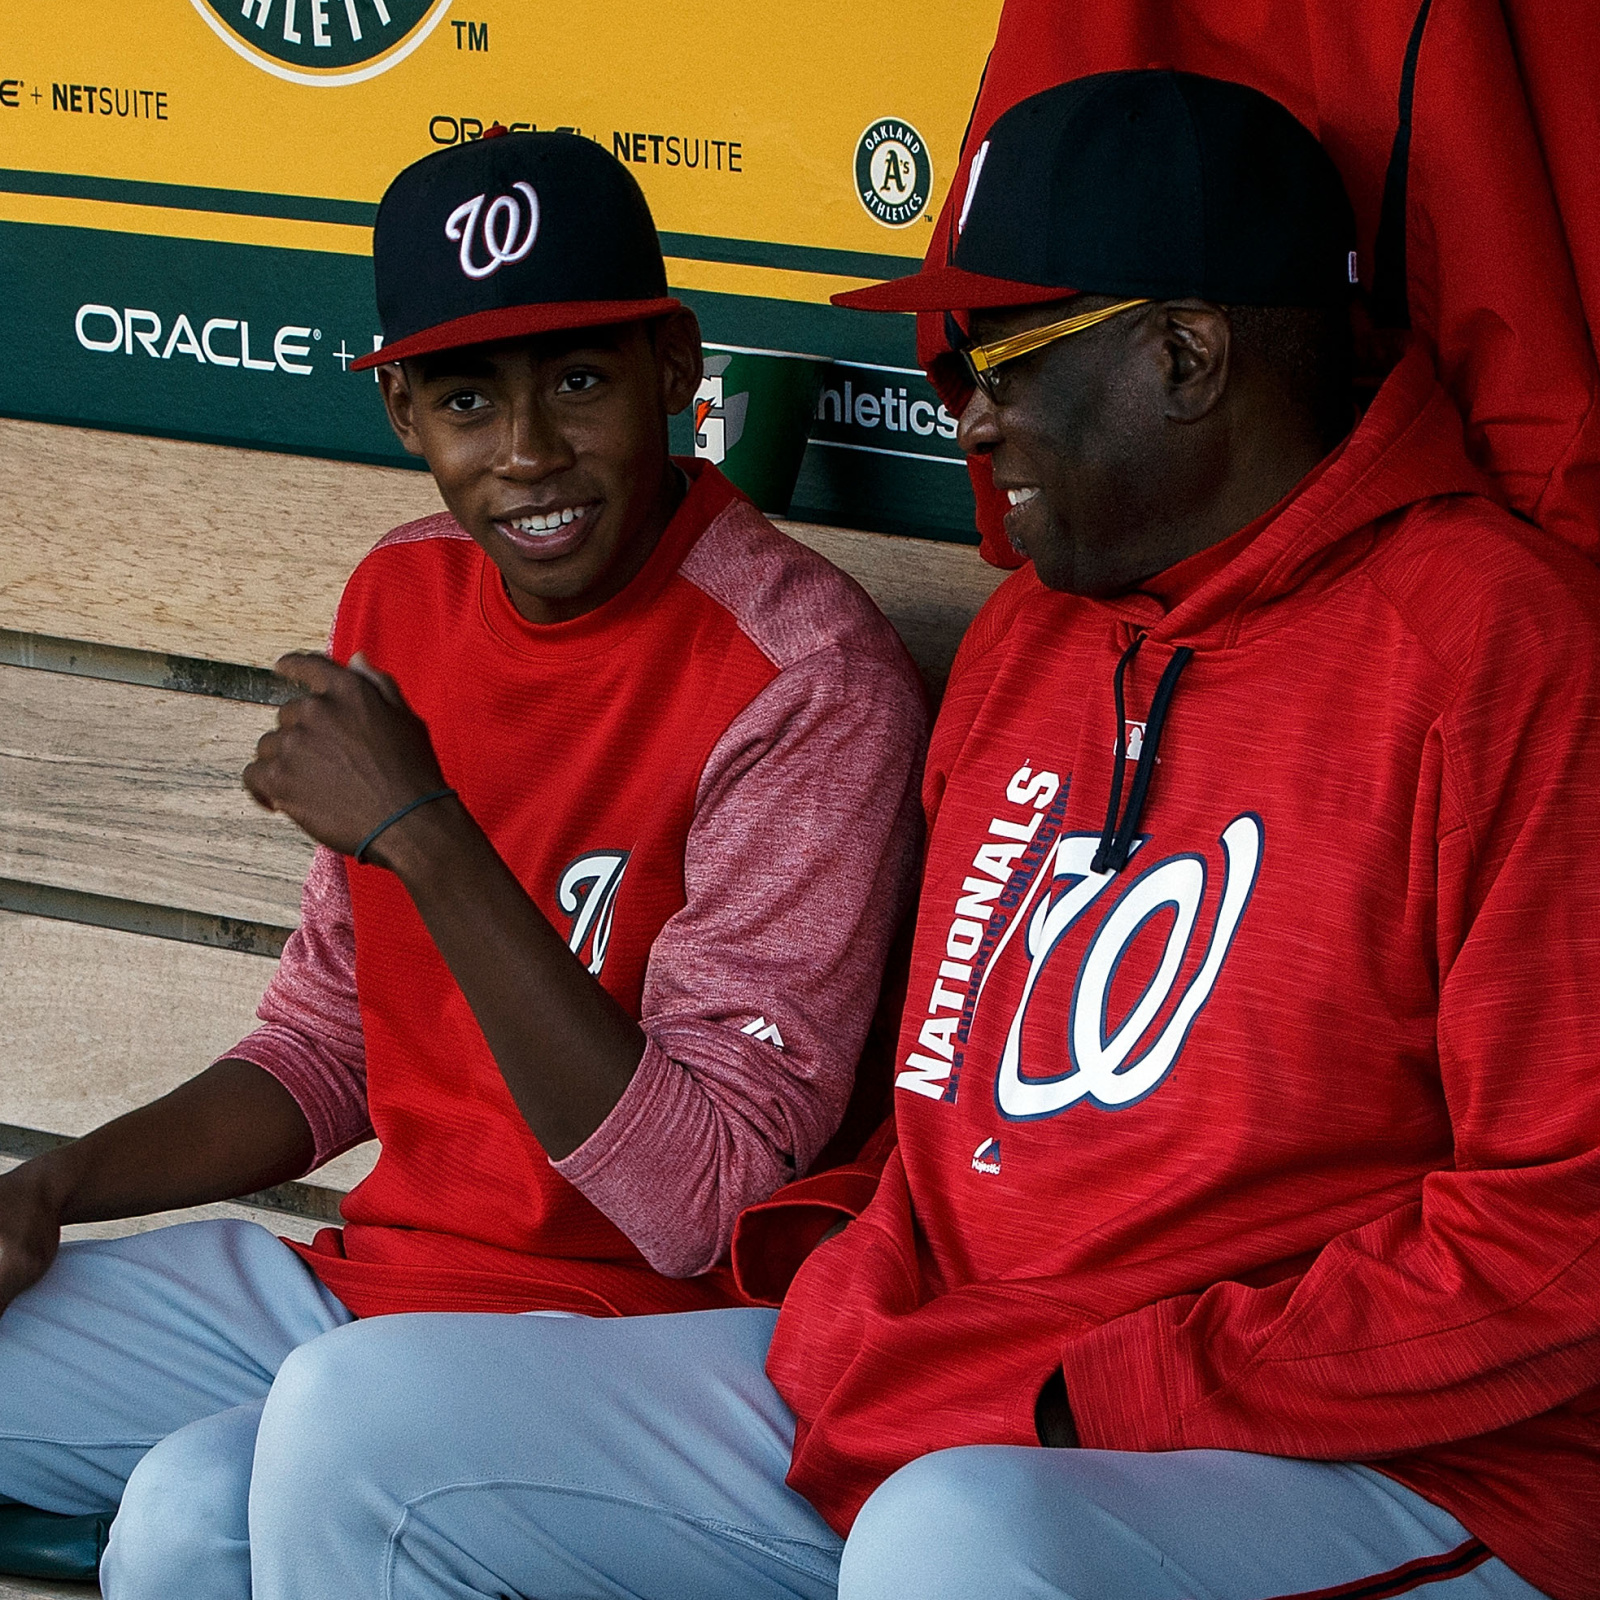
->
xmin=0 ymin=0 xmax=1005 ymax=542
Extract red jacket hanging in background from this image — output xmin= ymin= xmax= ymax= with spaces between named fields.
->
xmin=913 ymin=0 xmax=1600 ymax=567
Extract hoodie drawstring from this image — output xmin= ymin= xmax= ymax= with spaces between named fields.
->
xmin=1092 ymin=635 xmax=1194 ymax=875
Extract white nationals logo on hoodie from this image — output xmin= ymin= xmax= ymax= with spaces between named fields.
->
xmin=898 ymin=763 xmax=1262 ymax=1117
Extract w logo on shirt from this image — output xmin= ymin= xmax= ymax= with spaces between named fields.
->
xmin=989 ymin=815 xmax=1262 ymax=1118
xmin=557 ymin=850 xmax=630 ymax=976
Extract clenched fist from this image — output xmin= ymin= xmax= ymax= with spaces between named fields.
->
xmin=244 ymin=652 xmax=453 ymax=866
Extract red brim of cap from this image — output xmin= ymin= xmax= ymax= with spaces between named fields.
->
xmin=350 ymin=296 xmax=684 ymax=369
xmin=832 ymin=263 xmax=1080 ymax=314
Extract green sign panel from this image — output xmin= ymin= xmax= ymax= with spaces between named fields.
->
xmin=0 ymin=216 xmax=975 ymax=541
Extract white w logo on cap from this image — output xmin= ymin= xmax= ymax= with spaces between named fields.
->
xmin=445 ymin=182 xmax=541 ymax=280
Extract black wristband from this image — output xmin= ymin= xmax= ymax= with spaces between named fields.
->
xmin=352 ymin=787 xmax=457 ymax=865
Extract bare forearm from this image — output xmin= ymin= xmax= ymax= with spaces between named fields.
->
xmin=376 ymin=797 xmax=645 ymax=1159
xmin=9 ymin=1059 xmax=316 ymax=1225
xmin=241 ymin=650 xmax=643 ymax=1160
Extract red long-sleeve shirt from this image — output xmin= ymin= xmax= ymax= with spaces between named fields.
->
xmin=762 ymin=346 xmax=1600 ymax=1600
xmin=225 ymin=462 xmax=927 ymax=1316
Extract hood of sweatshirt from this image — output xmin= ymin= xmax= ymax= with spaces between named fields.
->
xmin=1093 ymin=340 xmax=1494 ymax=653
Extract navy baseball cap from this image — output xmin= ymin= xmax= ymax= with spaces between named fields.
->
xmin=836 ymin=71 xmax=1358 ymax=315
xmin=352 ymin=128 xmax=681 ymax=370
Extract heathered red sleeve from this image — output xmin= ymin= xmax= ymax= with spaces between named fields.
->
xmin=1062 ymin=530 xmax=1600 ymax=1462
xmin=553 ymin=645 xmax=927 ymax=1277
xmin=220 ymin=843 xmax=374 ymax=1170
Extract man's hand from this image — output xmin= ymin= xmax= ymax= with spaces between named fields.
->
xmin=0 ymin=1164 xmax=66 ymax=1317
xmin=244 ymin=653 xmax=450 ymax=863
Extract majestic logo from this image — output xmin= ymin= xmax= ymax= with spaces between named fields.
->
xmin=740 ymin=1016 xmax=786 ymax=1049
xmin=446 ymin=184 xmax=540 ymax=280
xmin=192 ymin=0 xmax=452 ymax=86
xmin=557 ymin=850 xmax=629 ymax=977
xmin=692 ymin=354 xmax=748 ymax=464
xmin=854 ymin=118 xmax=933 ymax=228
xmin=991 ymin=817 xmax=1262 ymax=1119
xmin=971 ymin=1137 xmax=1001 ymax=1175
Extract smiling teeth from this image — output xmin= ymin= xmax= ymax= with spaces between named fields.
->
xmin=511 ymin=508 xmax=580 ymax=533
xmin=1007 ymin=488 xmax=1039 ymax=507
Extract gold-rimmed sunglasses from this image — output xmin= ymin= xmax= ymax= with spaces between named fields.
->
xmin=960 ymin=297 xmax=1151 ymax=400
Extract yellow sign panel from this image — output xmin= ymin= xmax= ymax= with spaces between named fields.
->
xmin=0 ymin=0 xmax=1000 ymax=265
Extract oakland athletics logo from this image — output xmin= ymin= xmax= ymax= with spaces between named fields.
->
xmin=557 ymin=850 xmax=630 ymax=977
xmin=192 ymin=0 xmax=452 ymax=86
xmin=854 ymin=118 xmax=933 ymax=228
xmin=446 ymin=184 xmax=541 ymax=280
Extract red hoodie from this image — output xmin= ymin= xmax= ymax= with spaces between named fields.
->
xmin=761 ymin=346 xmax=1600 ymax=1600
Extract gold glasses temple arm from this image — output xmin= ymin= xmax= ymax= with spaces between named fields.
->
xmin=966 ymin=297 xmax=1151 ymax=373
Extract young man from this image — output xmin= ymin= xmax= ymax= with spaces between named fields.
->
xmin=240 ymin=74 xmax=1599 ymax=1600
xmin=0 ymin=131 xmax=926 ymax=1592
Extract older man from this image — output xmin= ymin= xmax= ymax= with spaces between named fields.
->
xmin=242 ymin=73 xmax=1599 ymax=1600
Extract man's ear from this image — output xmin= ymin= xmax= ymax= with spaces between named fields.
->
xmin=1155 ymin=302 xmax=1231 ymax=425
xmin=654 ymin=309 xmax=705 ymax=416
xmin=376 ymin=363 xmax=427 ymax=458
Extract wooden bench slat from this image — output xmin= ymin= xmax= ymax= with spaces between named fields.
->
xmin=0 ymin=905 xmax=273 ymax=1136
xmin=0 ymin=627 xmax=290 ymax=706
xmin=0 ymin=419 xmax=1001 ymax=688
xmin=0 ymin=912 xmax=376 ymax=1195
xmin=0 ymin=665 xmax=310 ymax=926
xmin=0 ymin=419 xmax=437 ymax=668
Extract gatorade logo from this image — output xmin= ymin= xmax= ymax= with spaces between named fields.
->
xmin=692 ymin=354 xmax=749 ymax=465
xmin=854 ymin=118 xmax=932 ymax=228
xmin=192 ymin=0 xmax=453 ymax=86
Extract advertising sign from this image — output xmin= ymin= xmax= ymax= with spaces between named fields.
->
xmin=0 ymin=1 xmax=1002 ymax=540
